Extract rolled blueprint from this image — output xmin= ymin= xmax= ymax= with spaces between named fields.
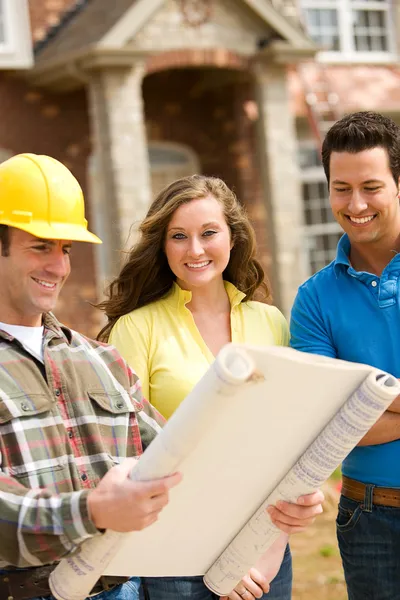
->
xmin=204 ymin=371 xmax=399 ymax=595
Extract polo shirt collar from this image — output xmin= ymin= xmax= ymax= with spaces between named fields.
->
xmin=333 ymin=233 xmax=400 ymax=279
xmin=333 ymin=234 xmax=351 ymax=275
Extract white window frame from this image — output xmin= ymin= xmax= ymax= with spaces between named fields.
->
xmin=299 ymin=141 xmax=342 ymax=273
xmin=0 ymin=0 xmax=33 ymax=69
xmin=300 ymin=0 xmax=396 ymax=63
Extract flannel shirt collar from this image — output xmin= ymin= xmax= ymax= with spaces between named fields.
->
xmin=43 ymin=313 xmax=72 ymax=344
xmin=0 ymin=312 xmax=72 ymax=345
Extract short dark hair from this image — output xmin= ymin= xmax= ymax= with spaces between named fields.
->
xmin=0 ymin=225 xmax=10 ymax=257
xmin=322 ymin=111 xmax=400 ymax=184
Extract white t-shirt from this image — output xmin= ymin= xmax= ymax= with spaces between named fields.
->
xmin=0 ymin=321 xmax=44 ymax=362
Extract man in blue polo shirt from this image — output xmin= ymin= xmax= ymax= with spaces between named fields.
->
xmin=290 ymin=111 xmax=400 ymax=600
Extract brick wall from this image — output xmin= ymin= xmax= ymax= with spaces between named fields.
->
xmin=0 ymin=73 xmax=102 ymax=337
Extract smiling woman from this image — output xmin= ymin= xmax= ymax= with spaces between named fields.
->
xmin=93 ymin=174 xmax=325 ymax=600
xmin=96 ymin=175 xmax=303 ymax=600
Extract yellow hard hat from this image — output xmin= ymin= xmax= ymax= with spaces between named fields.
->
xmin=0 ymin=153 xmax=101 ymax=244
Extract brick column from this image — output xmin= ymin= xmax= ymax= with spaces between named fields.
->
xmin=87 ymin=62 xmax=152 ymax=281
xmin=253 ymin=63 xmax=308 ymax=317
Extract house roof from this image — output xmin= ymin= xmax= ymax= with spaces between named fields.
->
xmin=28 ymin=0 xmax=315 ymax=90
xmin=34 ymin=0 xmax=139 ymax=61
xmin=33 ymin=0 xmax=90 ymax=55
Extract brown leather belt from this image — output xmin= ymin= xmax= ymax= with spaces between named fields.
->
xmin=0 ymin=565 xmax=129 ymax=600
xmin=342 ymin=475 xmax=400 ymax=508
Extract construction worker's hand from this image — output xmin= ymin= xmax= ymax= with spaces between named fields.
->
xmin=267 ymin=489 xmax=324 ymax=534
xmin=87 ymin=457 xmax=182 ymax=532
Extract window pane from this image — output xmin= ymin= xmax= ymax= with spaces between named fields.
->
xmin=304 ymin=8 xmax=340 ymax=50
xmin=353 ymin=9 xmax=388 ymax=51
xmin=308 ymin=232 xmax=342 ymax=273
xmin=298 ymin=145 xmax=321 ymax=169
xmin=302 ymin=180 xmax=333 ymax=226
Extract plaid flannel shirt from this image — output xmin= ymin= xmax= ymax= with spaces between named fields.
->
xmin=0 ymin=313 xmax=164 ymax=568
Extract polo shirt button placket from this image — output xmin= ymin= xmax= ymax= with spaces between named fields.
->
xmin=371 ymin=280 xmax=378 ymax=288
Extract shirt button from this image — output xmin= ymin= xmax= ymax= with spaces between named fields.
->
xmin=115 ymin=401 xmax=124 ymax=410
xmin=55 ymin=389 xmax=61 ymax=397
xmin=20 ymin=402 xmax=29 ymax=411
xmin=68 ymin=430 xmax=73 ymax=439
xmin=81 ymin=473 xmax=88 ymax=481
xmin=371 ymin=281 xmax=378 ymax=287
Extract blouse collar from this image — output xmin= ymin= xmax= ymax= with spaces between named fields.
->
xmin=166 ymin=280 xmax=246 ymax=310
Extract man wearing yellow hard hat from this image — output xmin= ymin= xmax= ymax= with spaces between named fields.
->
xmin=0 ymin=154 xmax=180 ymax=600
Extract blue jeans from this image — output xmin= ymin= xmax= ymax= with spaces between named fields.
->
xmin=337 ymin=491 xmax=400 ymax=600
xmin=0 ymin=573 xmax=140 ymax=600
xmin=139 ymin=545 xmax=292 ymax=599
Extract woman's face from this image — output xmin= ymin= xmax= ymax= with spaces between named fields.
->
xmin=164 ymin=195 xmax=232 ymax=291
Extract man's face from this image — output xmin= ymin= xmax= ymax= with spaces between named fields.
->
xmin=329 ymin=147 xmax=400 ymax=246
xmin=0 ymin=228 xmax=71 ymax=326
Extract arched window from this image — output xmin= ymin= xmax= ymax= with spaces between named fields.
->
xmin=149 ymin=142 xmax=200 ymax=196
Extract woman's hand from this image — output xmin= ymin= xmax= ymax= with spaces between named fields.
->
xmin=220 ymin=533 xmax=288 ymax=600
xmin=220 ymin=568 xmax=270 ymax=600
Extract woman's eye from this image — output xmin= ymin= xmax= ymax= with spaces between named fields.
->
xmin=203 ymin=230 xmax=217 ymax=237
xmin=365 ymin=187 xmax=380 ymax=192
xmin=172 ymin=233 xmax=186 ymax=240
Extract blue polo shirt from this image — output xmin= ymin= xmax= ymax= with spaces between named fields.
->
xmin=290 ymin=234 xmax=400 ymax=486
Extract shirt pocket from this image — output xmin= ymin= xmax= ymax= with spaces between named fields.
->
xmin=0 ymin=393 xmax=53 ymax=423
xmin=0 ymin=394 xmax=69 ymax=489
xmin=87 ymin=390 xmax=138 ymax=462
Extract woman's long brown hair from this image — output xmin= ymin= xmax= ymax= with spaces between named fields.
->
xmin=97 ymin=175 xmax=271 ymax=341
